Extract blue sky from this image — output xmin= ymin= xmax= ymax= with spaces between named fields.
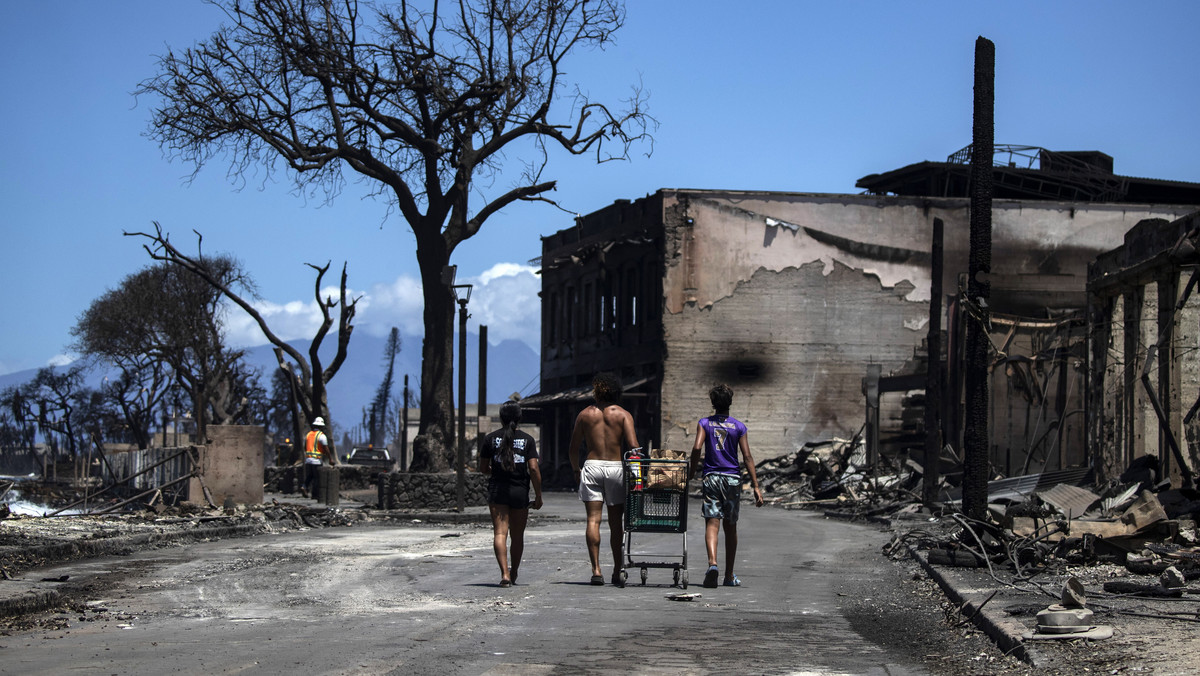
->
xmin=3 ymin=0 xmax=1198 ymax=376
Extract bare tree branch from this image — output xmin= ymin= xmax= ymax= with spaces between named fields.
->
xmin=125 ymin=223 xmax=360 ymax=445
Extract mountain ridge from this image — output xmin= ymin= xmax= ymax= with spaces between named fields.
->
xmin=0 ymin=330 xmax=541 ymax=435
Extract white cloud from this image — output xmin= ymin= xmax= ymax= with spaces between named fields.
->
xmin=220 ymin=263 xmax=542 ymax=354
xmin=357 ymin=275 xmax=426 ymax=337
xmin=478 ymin=262 xmax=535 ymax=285
xmin=465 ymin=263 xmax=541 ymax=351
xmin=47 ymin=354 xmax=75 ymax=368
xmin=223 ymin=298 xmax=329 ymax=348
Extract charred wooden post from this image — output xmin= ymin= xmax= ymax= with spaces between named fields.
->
xmin=864 ymin=364 xmax=881 ymax=467
xmin=479 ymin=325 xmax=488 ymax=422
xmin=401 ymin=375 xmax=410 ymax=472
xmin=924 ymin=217 xmax=945 ymax=508
xmin=963 ymin=37 xmax=995 ymax=520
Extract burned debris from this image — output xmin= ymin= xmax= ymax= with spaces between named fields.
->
xmin=745 ymin=211 xmax=1200 ymax=645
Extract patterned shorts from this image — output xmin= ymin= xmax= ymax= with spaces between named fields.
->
xmin=701 ymin=473 xmax=742 ymax=522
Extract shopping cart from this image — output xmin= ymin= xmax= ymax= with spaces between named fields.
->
xmin=620 ymin=452 xmax=689 ymax=588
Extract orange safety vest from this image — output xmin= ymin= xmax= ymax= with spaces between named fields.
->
xmin=304 ymin=430 xmax=327 ymax=462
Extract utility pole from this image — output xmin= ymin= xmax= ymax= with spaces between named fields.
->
xmin=452 ymin=283 xmax=472 ymax=512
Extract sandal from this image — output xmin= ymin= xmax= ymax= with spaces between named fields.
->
xmin=703 ymin=566 xmax=719 ymax=588
xmin=510 ymin=570 xmax=518 ymax=585
xmin=611 ymin=570 xmax=625 ymax=588
xmin=723 ymin=575 xmax=741 ymax=587
xmin=590 ymin=574 xmax=604 ymax=586
xmin=499 ymin=578 xmax=512 ymax=588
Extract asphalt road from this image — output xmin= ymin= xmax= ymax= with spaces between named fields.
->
xmin=0 ymin=492 xmax=983 ymax=676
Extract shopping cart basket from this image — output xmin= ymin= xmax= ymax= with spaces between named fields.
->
xmin=621 ymin=453 xmax=689 ymax=588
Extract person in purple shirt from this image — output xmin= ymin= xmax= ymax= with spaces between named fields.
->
xmin=688 ymin=383 xmax=764 ymax=588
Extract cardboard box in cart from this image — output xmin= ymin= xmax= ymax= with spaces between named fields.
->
xmin=645 ymin=448 xmax=688 ymax=491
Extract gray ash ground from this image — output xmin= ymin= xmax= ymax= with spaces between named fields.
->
xmin=4 ymin=502 xmax=1198 ymax=674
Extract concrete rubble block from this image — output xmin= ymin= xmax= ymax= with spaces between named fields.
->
xmin=1159 ymin=565 xmax=1186 ymax=589
xmin=1121 ymin=490 xmax=1169 ymax=530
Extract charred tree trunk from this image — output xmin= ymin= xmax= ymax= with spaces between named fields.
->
xmin=411 ymin=234 xmax=455 ymax=472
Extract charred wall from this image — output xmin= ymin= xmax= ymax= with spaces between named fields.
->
xmin=660 ymin=262 xmax=926 ymax=457
xmin=655 ymin=190 xmax=1192 ymax=462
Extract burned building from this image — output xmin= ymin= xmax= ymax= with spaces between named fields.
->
xmin=525 ymin=148 xmax=1200 ymax=484
xmin=1088 ymin=210 xmax=1200 ymax=489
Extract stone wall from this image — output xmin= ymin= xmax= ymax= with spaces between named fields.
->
xmin=378 ymin=472 xmax=488 ymax=510
xmin=264 ymin=467 xmax=486 ymax=510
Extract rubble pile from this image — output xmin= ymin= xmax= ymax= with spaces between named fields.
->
xmin=756 ymin=435 xmax=1200 ymax=636
xmin=754 ymin=437 xmax=923 ymax=514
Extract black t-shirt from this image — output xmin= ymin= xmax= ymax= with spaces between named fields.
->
xmin=480 ymin=428 xmax=538 ymax=489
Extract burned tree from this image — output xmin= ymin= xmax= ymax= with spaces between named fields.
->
xmin=128 ymin=224 xmax=358 ymax=460
xmin=71 ymin=259 xmax=253 ymax=444
xmin=99 ymin=364 xmax=172 ymax=450
xmin=137 ymin=0 xmax=654 ymax=470
xmin=367 ymin=327 xmax=402 ymax=448
xmin=7 ymin=367 xmax=88 ymax=476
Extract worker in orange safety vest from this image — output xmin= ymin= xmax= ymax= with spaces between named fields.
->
xmin=297 ymin=416 xmax=337 ymax=498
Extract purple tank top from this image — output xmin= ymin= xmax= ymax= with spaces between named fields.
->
xmin=699 ymin=415 xmax=746 ymax=475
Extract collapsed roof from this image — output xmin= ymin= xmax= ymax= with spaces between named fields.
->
xmin=857 ymin=145 xmax=1200 ymax=204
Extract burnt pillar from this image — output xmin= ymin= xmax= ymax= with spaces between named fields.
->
xmin=963 ymin=36 xmax=995 ymax=521
xmin=864 ymin=364 xmax=881 ymax=467
xmin=401 ymin=375 xmax=409 ymax=471
xmin=479 ymin=325 xmax=488 ymax=422
xmin=924 ymin=217 xmax=944 ymax=508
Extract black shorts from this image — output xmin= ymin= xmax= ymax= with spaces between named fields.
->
xmin=488 ymin=481 xmax=531 ymax=509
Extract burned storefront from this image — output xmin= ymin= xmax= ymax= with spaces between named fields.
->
xmin=525 ymin=148 xmax=1200 ymax=487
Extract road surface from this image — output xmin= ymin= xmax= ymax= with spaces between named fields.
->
xmin=0 ymin=492 xmax=1004 ymax=675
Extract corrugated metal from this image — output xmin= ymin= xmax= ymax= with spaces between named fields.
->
xmin=943 ymin=466 xmax=1093 ymax=503
xmin=1036 ymin=483 xmax=1101 ymax=519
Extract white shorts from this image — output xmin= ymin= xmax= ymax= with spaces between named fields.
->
xmin=578 ymin=460 xmax=626 ymax=506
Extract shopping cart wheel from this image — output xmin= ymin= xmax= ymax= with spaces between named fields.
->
xmin=619 ymin=569 xmax=628 ymax=587
xmin=681 ymin=570 xmax=689 ymax=589
xmin=641 ymin=568 xmax=648 ymax=586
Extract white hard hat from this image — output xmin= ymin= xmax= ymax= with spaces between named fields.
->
xmin=312 ymin=417 xmax=326 ymax=427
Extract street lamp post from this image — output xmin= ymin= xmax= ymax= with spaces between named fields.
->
xmin=450 ymin=281 xmax=472 ymax=512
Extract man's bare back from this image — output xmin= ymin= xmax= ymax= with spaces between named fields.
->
xmin=569 ymin=403 xmax=638 ymax=464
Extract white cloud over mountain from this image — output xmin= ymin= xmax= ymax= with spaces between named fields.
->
xmin=467 ymin=263 xmax=542 ymax=350
xmin=222 ymin=263 xmax=542 ymax=353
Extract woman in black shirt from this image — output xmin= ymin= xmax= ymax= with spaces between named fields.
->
xmin=479 ymin=400 xmax=543 ymax=587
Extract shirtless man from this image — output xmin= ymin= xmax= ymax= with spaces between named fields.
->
xmin=568 ymin=372 xmax=640 ymax=587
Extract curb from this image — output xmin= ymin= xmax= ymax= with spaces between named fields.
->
xmin=905 ymin=543 xmax=1042 ymax=668
xmin=0 ymin=589 xmax=62 ymax=619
